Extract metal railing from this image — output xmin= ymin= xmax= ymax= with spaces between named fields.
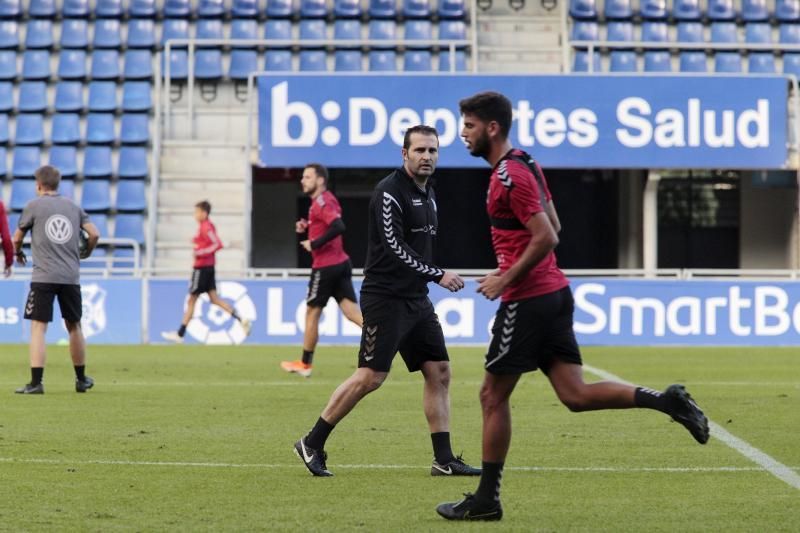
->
xmin=13 ymin=238 xmax=143 ymax=278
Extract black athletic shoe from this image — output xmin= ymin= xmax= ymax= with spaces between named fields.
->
xmin=436 ymin=493 xmax=503 ymax=521
xmin=431 ymin=455 xmax=481 ymax=476
xmin=15 ymin=382 xmax=44 ymax=394
xmin=76 ymin=376 xmax=94 ymax=393
xmin=294 ymin=437 xmax=333 ymax=477
xmin=664 ymin=384 xmax=709 ymax=444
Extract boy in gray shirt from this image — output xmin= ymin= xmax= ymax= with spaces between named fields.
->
xmin=12 ymin=165 xmax=100 ymax=394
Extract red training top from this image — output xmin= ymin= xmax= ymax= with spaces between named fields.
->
xmin=308 ymin=190 xmax=349 ymax=269
xmin=193 ymin=219 xmax=223 ymax=268
xmin=487 ymin=149 xmax=569 ymax=302
xmin=0 ymin=201 xmax=13 ymax=269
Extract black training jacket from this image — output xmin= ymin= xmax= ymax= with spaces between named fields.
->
xmin=361 ymin=167 xmax=445 ymax=299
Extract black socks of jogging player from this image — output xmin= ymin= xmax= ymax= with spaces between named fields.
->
xmin=634 ymin=387 xmax=670 ymax=413
xmin=306 ymin=417 xmax=335 ymax=450
xmin=302 ymin=350 xmax=314 ymax=365
xmin=177 ymin=324 xmax=187 ymax=338
xmin=74 ymin=365 xmax=86 ymax=381
xmin=431 ymin=432 xmax=455 ymax=464
xmin=30 ymin=367 xmax=44 ymax=386
xmin=475 ymin=462 xmax=504 ymax=505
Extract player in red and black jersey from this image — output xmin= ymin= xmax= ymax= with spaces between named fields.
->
xmin=436 ymin=92 xmax=710 ymax=521
xmin=281 ymin=163 xmax=363 ymax=377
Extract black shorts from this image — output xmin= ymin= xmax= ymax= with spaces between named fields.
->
xmin=24 ymin=282 xmax=83 ymax=323
xmin=358 ymin=293 xmax=449 ymax=373
xmin=307 ymin=259 xmax=357 ymax=308
xmin=485 ymin=286 xmax=582 ymax=375
xmin=189 ymin=266 xmax=216 ymax=295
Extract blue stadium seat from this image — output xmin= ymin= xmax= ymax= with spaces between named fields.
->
xmin=777 ymin=0 xmax=800 ymax=21
xmin=129 ymin=0 xmax=157 ymax=18
xmin=86 ymin=113 xmax=116 ymax=144
xmin=92 ymin=214 xmax=109 ymax=238
xmin=96 ymin=0 xmax=123 ymax=17
xmin=122 ymin=81 xmax=151 ymax=112
xmin=265 ymin=50 xmax=292 ymax=70
xmin=334 ymin=50 xmax=362 ymax=71
xmin=233 ymin=0 xmax=259 ymax=17
xmin=29 ymin=0 xmax=56 ymax=18
xmin=439 ymin=49 xmax=466 ymax=71
xmin=0 ymin=81 xmax=11 ymax=111
xmin=439 ymin=20 xmax=466 ymax=44
xmin=118 ymin=146 xmax=148 ymax=178
xmin=405 ymin=20 xmax=432 ymax=48
xmin=83 ymin=146 xmax=112 ymax=177
xmin=369 ymin=50 xmax=396 ymax=71
xmin=404 ymin=50 xmax=431 ymax=71
xmin=438 ymin=0 xmax=464 ymax=18
xmin=127 ymin=19 xmax=155 ymax=49
xmin=644 ymin=51 xmax=671 ymax=71
xmin=10 ymin=179 xmax=37 ymax=210
xmin=676 ymin=21 xmax=703 ymax=42
xmin=0 ymin=147 xmax=6 ymax=176
xmin=58 ymin=49 xmax=87 ymax=80
xmin=88 ymin=81 xmax=117 ymax=112
xmin=0 ymin=113 xmax=7 ymax=143
xmin=781 ymin=23 xmax=800 ymax=43
xmin=199 ymin=0 xmax=226 ymax=17
xmin=15 ymin=114 xmax=44 ymax=145
xmin=59 ymin=179 xmax=75 ymax=200
xmin=369 ymin=20 xmax=396 ymax=48
xmin=640 ymin=0 xmax=667 ymax=19
xmin=49 ymin=145 xmax=78 ymax=176
xmin=94 ymin=19 xmax=122 ymax=49
xmin=164 ymin=0 xmax=192 ymax=17
xmin=742 ymin=0 xmax=768 ymax=21
xmin=299 ymin=50 xmax=327 ymax=71
xmin=0 ymin=0 xmax=20 ymax=18
xmin=334 ymin=19 xmax=361 ymax=47
xmin=231 ymin=18 xmax=258 ymax=45
xmin=784 ymin=53 xmax=800 ymax=76
xmin=571 ymin=20 xmax=598 ymax=42
xmin=18 ymin=81 xmax=47 ymax=112
xmin=64 ymin=0 xmax=90 ymax=17
xmin=195 ymin=50 xmax=223 ymax=79
xmin=335 ymin=0 xmax=361 ymax=17
xmin=162 ymin=18 xmax=190 ymax=47
xmin=708 ymin=0 xmax=735 ymax=20
xmin=569 ymin=0 xmax=597 ymax=19
xmin=369 ymin=0 xmax=397 ymax=19
xmin=6 ymin=213 xmax=18 ymax=231
xmin=301 ymin=0 xmax=328 ymax=18
xmin=116 ymin=180 xmax=147 ymax=212
xmin=51 ymin=113 xmax=81 ymax=144
xmin=404 ymin=0 xmax=431 ymax=18
xmin=642 ymin=21 xmax=669 ymax=43
xmin=609 ymin=50 xmax=636 ymax=71
xmin=197 ymin=18 xmax=224 ymax=42
xmin=91 ymin=50 xmax=120 ymax=80
xmin=0 ymin=50 xmax=15 ymax=80
xmin=607 ymin=21 xmax=633 ymax=43
xmin=749 ymin=53 xmax=775 ymax=72
xmin=25 ymin=19 xmax=53 ymax=49
xmin=60 ymin=19 xmax=89 ymax=49
xmin=124 ymin=49 xmax=153 ymax=79
xmin=22 ymin=50 xmax=51 ymax=80
xmin=300 ymin=19 xmax=327 ymax=43
xmin=114 ymin=214 xmax=145 ymax=245
xmin=673 ymin=0 xmax=701 ymax=20
xmin=604 ymin=0 xmax=632 ymax=19
xmin=710 ymin=22 xmax=737 ymax=43
xmin=265 ymin=19 xmax=292 ymax=46
xmin=229 ymin=50 xmax=258 ymax=79
xmin=120 ymin=113 xmax=148 ymax=144
xmin=12 ymin=146 xmax=41 ymax=178
xmin=0 ymin=20 xmax=16 ymax=49
xmin=267 ymin=0 xmax=293 ymax=18
xmin=81 ymin=179 xmax=111 ymax=212
xmin=745 ymin=22 xmax=771 ymax=43
xmin=680 ymin=51 xmax=707 ymax=72
xmin=715 ymin=52 xmax=742 ymax=72
xmin=162 ymin=49 xmax=188 ymax=80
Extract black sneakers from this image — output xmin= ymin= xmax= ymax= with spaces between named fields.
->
xmin=76 ymin=376 xmax=95 ymax=393
xmin=15 ymin=382 xmax=44 ymax=394
xmin=664 ymin=384 xmax=709 ymax=444
xmin=431 ymin=455 xmax=481 ymax=476
xmin=436 ymin=493 xmax=503 ymax=521
xmin=294 ymin=437 xmax=333 ymax=477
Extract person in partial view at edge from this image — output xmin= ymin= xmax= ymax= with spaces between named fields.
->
xmin=0 ymin=198 xmax=13 ymax=278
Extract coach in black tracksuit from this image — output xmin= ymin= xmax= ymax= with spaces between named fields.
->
xmin=294 ymin=125 xmax=481 ymax=478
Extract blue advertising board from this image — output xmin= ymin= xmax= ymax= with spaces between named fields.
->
xmin=257 ymin=74 xmax=788 ymax=170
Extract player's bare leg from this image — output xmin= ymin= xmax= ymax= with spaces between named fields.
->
xmin=162 ymin=294 xmax=199 ymax=343
xmin=66 ymin=320 xmax=93 ymax=392
xmin=339 ymin=298 xmax=363 ymax=328
xmin=16 ymin=320 xmax=47 ymax=394
xmin=208 ymin=289 xmax=251 ymax=336
xmin=281 ymin=305 xmax=323 ymax=377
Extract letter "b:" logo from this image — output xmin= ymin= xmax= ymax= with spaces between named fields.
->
xmin=45 ymin=214 xmax=73 ymax=244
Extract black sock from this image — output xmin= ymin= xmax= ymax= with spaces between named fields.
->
xmin=302 ymin=350 xmax=314 ymax=365
xmin=635 ymin=387 xmax=669 ymax=413
xmin=231 ymin=311 xmax=241 ymax=322
xmin=475 ymin=461 xmax=504 ymax=505
xmin=305 ymin=417 xmax=335 ymax=450
xmin=177 ymin=324 xmax=186 ymax=337
xmin=31 ymin=367 xmax=44 ymax=386
xmin=431 ymin=432 xmax=455 ymax=464
xmin=74 ymin=365 xmax=86 ymax=381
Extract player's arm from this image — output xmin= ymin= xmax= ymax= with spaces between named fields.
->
xmin=12 ymin=227 xmax=26 ymax=265
xmin=194 ymin=224 xmax=223 ymax=257
xmin=545 ymin=200 xmax=561 ymax=234
xmin=81 ymin=221 xmax=100 ymax=254
xmin=0 ymin=203 xmax=13 ymax=271
xmin=310 ymin=218 xmax=345 ymax=250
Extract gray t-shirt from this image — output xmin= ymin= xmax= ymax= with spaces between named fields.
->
xmin=18 ymin=194 xmax=89 ymax=285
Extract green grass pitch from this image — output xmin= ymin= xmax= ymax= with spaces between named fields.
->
xmin=1 ymin=344 xmax=798 ymax=531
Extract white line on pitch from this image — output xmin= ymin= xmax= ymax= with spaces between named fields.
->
xmin=584 ymin=363 xmax=800 ymax=491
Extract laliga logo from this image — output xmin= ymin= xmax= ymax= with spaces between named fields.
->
xmin=187 ymin=282 xmax=257 ymax=345
xmin=80 ymin=283 xmax=107 ymax=338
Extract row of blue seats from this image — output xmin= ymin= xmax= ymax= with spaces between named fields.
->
xmin=0 ymin=0 xmax=467 ymax=20
xmin=6 ymin=212 xmax=146 ymax=246
xmin=1 ymin=113 xmax=149 ymax=145
xmin=570 ymin=0 xmax=800 ymax=22
xmin=573 ymin=49 xmax=800 ymax=74
xmin=0 ymin=18 xmax=467 ymax=51
xmin=0 ymin=81 xmax=151 ymax=112
xmin=0 ymin=49 xmax=158 ymax=80
xmin=2 ymin=145 xmax=148 ymax=178
xmin=572 ymin=20 xmax=800 ymax=45
xmin=8 ymin=178 xmax=146 ymax=212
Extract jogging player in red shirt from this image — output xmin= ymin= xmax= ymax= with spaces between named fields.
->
xmin=162 ymin=201 xmax=251 ymax=343
xmin=436 ymin=91 xmax=709 ymax=521
xmin=281 ymin=163 xmax=363 ymax=377
xmin=0 ymin=199 xmax=13 ymax=277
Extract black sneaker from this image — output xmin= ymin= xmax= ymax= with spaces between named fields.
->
xmin=76 ymin=376 xmax=94 ymax=393
xmin=294 ymin=437 xmax=333 ymax=477
xmin=664 ymin=384 xmax=709 ymax=444
xmin=437 ymin=493 xmax=503 ymax=521
xmin=15 ymin=382 xmax=44 ymax=394
xmin=431 ymin=454 xmax=481 ymax=476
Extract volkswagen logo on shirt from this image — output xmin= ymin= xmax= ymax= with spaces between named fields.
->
xmin=45 ymin=214 xmax=73 ymax=244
